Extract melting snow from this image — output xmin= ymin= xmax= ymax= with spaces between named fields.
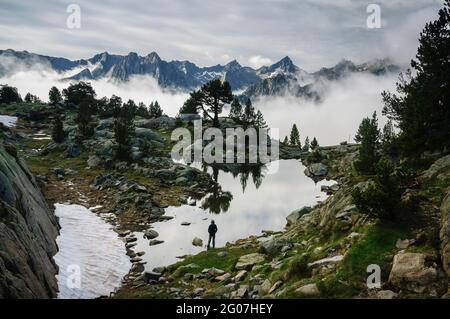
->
xmin=54 ymin=203 xmax=131 ymax=299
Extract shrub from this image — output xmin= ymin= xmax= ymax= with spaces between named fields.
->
xmin=306 ymin=150 xmax=322 ymax=164
xmin=283 ymin=253 xmax=311 ymax=281
xmin=352 ymin=158 xmax=403 ymax=220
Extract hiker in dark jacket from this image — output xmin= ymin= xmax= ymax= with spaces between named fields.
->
xmin=207 ymin=220 xmax=218 ymax=249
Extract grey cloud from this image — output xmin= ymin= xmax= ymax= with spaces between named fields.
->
xmin=0 ymin=0 xmax=443 ymax=70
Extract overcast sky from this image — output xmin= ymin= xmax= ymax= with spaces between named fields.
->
xmin=0 ymin=0 xmax=443 ymax=71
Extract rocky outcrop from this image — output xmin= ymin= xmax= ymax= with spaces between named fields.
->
xmin=440 ymin=191 xmax=450 ymax=277
xmin=0 ymin=145 xmax=59 ymax=298
xmin=304 ymin=163 xmax=328 ymax=180
xmin=420 ymin=154 xmax=450 ymax=181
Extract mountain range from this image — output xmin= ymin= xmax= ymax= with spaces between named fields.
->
xmin=0 ymin=49 xmax=401 ymax=100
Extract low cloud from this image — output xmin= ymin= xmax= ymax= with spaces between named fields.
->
xmin=253 ymin=73 xmax=399 ymax=146
xmin=0 ymin=56 xmax=188 ymax=116
xmin=1 ymin=56 xmax=400 ymax=146
xmin=248 ymin=55 xmax=273 ymax=69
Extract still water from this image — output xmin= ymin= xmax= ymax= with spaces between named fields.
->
xmin=132 ymin=159 xmax=335 ymax=271
xmin=0 ymin=115 xmax=18 ymax=127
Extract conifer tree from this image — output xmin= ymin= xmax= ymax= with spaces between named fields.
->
xmin=49 ymin=86 xmax=62 ymax=105
xmin=51 ymin=116 xmax=66 ymax=143
xmin=229 ymin=98 xmax=243 ymax=121
xmin=354 ymin=111 xmax=380 ymax=174
xmin=289 ymin=124 xmax=301 ymax=148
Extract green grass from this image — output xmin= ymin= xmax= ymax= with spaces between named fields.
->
xmin=319 ymin=223 xmax=409 ymax=298
xmin=169 ymin=246 xmax=257 ymax=275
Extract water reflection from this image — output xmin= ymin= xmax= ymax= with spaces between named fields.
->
xmin=132 ymin=159 xmax=336 ymax=271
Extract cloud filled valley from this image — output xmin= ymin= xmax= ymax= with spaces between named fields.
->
xmin=0 ymin=59 xmax=398 ymax=146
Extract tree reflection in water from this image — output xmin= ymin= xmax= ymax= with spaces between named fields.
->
xmin=200 ymin=163 xmax=267 ymax=214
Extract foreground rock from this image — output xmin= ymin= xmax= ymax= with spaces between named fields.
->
xmin=388 ymin=252 xmax=440 ymax=294
xmin=304 ymin=163 xmax=328 ymax=179
xmin=440 ymin=191 xmax=450 ymax=277
xmin=295 ymin=283 xmax=320 ymax=297
xmin=0 ymin=145 xmax=59 ymax=298
xmin=235 ymin=253 xmax=265 ymax=270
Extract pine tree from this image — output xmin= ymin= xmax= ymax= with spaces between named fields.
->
xmin=303 ymin=136 xmax=310 ymax=152
xmin=62 ymin=81 xmax=96 ymax=107
xmin=382 ymin=1 xmax=450 ymax=155
xmin=137 ymin=102 xmax=150 ymax=118
xmin=382 ymin=120 xmax=395 ymax=144
xmin=0 ymin=85 xmax=22 ymax=103
xmin=76 ymin=100 xmax=95 ymax=140
xmin=229 ymin=98 xmax=243 ymax=121
xmin=381 ymin=119 xmax=397 ymax=155
xmin=355 ymin=111 xmax=380 ymax=174
xmin=310 ymin=137 xmax=319 ymax=150
xmin=109 ymin=95 xmax=123 ymax=118
xmin=114 ymin=102 xmax=135 ymax=161
xmin=243 ymin=98 xmax=256 ymax=128
xmin=184 ymin=79 xmax=233 ymax=127
xmin=149 ymin=101 xmax=163 ymax=118
xmin=283 ymin=136 xmax=289 ymax=145
xmin=289 ymin=124 xmax=301 ymax=148
xmin=254 ymin=110 xmax=268 ymax=129
xmin=24 ymin=93 xmax=33 ymax=103
xmin=49 ymin=86 xmax=62 ymax=105
xmin=180 ymin=91 xmax=201 ymax=114
xmin=51 ymin=116 xmax=66 ymax=143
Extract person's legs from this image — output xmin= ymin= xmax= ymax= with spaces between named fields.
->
xmin=212 ymin=234 xmax=215 ymax=248
xmin=207 ymin=235 xmax=212 ymax=249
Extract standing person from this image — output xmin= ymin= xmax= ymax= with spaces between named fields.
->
xmin=207 ymin=220 xmax=218 ymax=249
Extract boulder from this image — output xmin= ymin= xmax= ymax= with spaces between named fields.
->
xmin=268 ymin=280 xmax=283 ymax=294
xmin=96 ymin=119 xmax=114 ymax=130
xmin=440 ymin=192 xmax=450 ymax=277
xmin=144 ymin=229 xmax=159 ymax=239
xmin=286 ymin=207 xmax=312 ymax=226
xmin=192 ymin=237 xmax=203 ymax=247
xmin=143 ymin=271 xmax=161 ymax=282
xmin=231 ymin=285 xmax=249 ymax=299
xmin=260 ymin=279 xmax=272 ymax=295
xmin=420 ymin=155 xmax=450 ymax=181
xmin=388 ymin=252 xmax=438 ymax=293
xmin=308 ymin=255 xmax=343 ymax=268
xmin=179 ymin=114 xmax=201 ymax=122
xmin=235 ymin=253 xmax=265 ymax=270
xmin=377 ymin=290 xmax=398 ymax=299
xmin=295 ymin=283 xmax=320 ymax=297
xmin=396 ymin=238 xmax=413 ymax=249
xmin=261 ymin=237 xmax=293 ymax=255
xmin=203 ymin=267 xmax=225 ymax=277
xmin=215 ymin=273 xmax=232 ymax=282
xmin=135 ymin=127 xmax=164 ymax=143
xmin=149 ymin=239 xmax=164 ymax=246
xmin=305 ymin=163 xmax=328 ymax=178
xmin=97 ymin=139 xmax=114 ymax=156
xmin=234 ymin=270 xmax=248 ymax=282
xmin=87 ymin=155 xmax=102 ymax=168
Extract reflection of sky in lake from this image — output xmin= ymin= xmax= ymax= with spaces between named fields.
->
xmin=132 ymin=159 xmax=335 ymax=271
xmin=0 ymin=115 xmax=18 ymax=127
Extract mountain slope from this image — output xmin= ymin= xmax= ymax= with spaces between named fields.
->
xmin=0 ymin=49 xmax=401 ymax=97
